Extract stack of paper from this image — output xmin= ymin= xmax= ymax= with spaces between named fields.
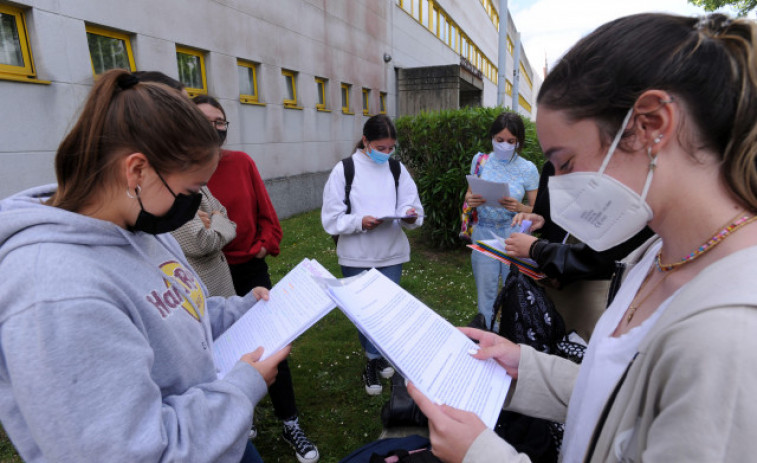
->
xmin=469 ymin=238 xmax=546 ymax=280
xmin=212 ymin=260 xmax=512 ymax=429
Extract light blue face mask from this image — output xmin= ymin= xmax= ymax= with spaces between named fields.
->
xmin=367 ymin=148 xmax=393 ymax=164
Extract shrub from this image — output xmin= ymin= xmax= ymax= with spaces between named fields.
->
xmin=396 ymin=106 xmax=544 ymax=249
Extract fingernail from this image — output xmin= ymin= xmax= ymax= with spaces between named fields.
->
xmin=467 ymin=348 xmax=479 ymax=355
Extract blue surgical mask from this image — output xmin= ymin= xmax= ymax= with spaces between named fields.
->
xmin=367 ymin=148 xmax=393 ymax=164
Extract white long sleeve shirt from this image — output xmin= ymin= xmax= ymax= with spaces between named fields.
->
xmin=321 ymin=150 xmax=424 ymax=268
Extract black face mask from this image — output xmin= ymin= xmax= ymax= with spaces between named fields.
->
xmin=130 ymin=171 xmax=202 ymax=235
xmin=216 ymin=129 xmax=227 ymax=145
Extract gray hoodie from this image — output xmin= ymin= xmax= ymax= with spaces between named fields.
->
xmin=0 ymin=185 xmax=267 ymax=462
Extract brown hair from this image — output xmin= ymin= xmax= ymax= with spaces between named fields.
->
xmin=47 ymin=69 xmax=219 ymax=211
xmin=538 ymin=13 xmax=757 ymax=210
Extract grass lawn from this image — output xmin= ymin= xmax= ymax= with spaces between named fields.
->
xmin=0 ymin=209 xmax=478 ymax=463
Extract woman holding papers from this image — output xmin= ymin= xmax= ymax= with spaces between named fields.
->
xmin=194 ymin=95 xmax=319 ymax=463
xmin=409 ymin=13 xmax=757 ymax=462
xmin=321 ymin=114 xmax=424 ymax=396
xmin=0 ymin=70 xmax=289 ymax=463
xmin=465 ymin=113 xmax=539 ymax=328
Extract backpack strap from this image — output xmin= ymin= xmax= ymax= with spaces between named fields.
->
xmin=341 ymin=157 xmax=356 ymax=214
xmin=342 ymin=157 xmax=402 ymax=215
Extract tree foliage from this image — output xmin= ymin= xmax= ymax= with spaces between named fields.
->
xmin=688 ymin=0 xmax=757 ymax=16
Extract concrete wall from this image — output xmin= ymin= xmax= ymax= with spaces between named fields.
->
xmin=0 ymin=0 xmax=542 ymax=213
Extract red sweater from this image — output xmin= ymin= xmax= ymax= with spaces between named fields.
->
xmin=207 ymin=150 xmax=282 ymax=265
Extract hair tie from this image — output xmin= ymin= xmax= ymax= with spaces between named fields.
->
xmin=117 ymin=73 xmax=139 ymax=90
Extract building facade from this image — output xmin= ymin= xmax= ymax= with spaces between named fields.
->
xmin=0 ymin=0 xmax=541 ymax=216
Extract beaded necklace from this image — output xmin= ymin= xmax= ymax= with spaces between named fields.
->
xmin=656 ymin=213 xmax=757 ymax=272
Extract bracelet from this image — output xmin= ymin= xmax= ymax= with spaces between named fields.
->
xmin=528 ymin=238 xmax=542 ymax=259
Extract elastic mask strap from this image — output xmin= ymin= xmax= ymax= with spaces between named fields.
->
xmin=639 ymin=146 xmax=658 ymax=201
xmin=598 ymin=108 xmax=635 ymax=175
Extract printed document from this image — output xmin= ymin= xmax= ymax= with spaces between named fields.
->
xmin=466 ymin=175 xmax=510 ymax=207
xmin=213 ymin=259 xmax=336 ymax=378
xmin=325 ymin=269 xmax=511 ymax=428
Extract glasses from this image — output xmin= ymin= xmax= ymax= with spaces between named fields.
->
xmin=210 ymin=120 xmax=229 ymax=130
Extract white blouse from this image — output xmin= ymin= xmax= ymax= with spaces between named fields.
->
xmin=560 ymin=241 xmax=680 ymax=462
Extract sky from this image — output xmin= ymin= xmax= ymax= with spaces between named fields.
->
xmin=509 ymin=0 xmax=743 ymax=78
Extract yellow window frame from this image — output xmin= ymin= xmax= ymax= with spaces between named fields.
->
xmin=379 ymin=92 xmax=387 ymax=114
xmin=176 ymin=45 xmax=207 ymax=97
xmin=315 ymin=77 xmax=328 ymax=111
xmin=519 ymin=62 xmax=533 ymax=89
xmin=85 ymin=25 xmax=136 ymax=77
xmin=237 ymin=59 xmax=261 ymax=104
xmin=281 ymin=69 xmax=298 ymax=108
xmin=362 ymin=88 xmax=371 ymax=116
xmin=519 ymin=95 xmax=532 ymax=113
xmin=341 ymin=83 xmax=353 ymax=115
xmin=0 ymin=4 xmax=37 ymax=81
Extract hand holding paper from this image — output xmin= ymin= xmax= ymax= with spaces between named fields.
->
xmin=466 ymin=175 xmax=510 ymax=208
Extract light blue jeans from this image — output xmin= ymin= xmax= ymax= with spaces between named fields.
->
xmin=471 ymin=222 xmax=513 ymax=328
xmin=340 ymin=263 xmax=403 ymax=359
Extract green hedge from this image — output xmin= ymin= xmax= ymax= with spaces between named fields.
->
xmin=396 ymin=106 xmax=544 ymax=249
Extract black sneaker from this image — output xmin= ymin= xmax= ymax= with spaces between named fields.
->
xmin=363 ymin=358 xmax=383 ymax=395
xmin=282 ymin=419 xmax=319 ymax=463
xmin=375 ymin=357 xmax=395 ymax=379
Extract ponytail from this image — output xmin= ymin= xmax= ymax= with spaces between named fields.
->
xmin=48 ymin=69 xmax=218 ymax=212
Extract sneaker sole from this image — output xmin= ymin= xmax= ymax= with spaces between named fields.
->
xmin=379 ymin=367 xmax=395 ymax=379
xmin=283 ymin=439 xmax=320 ymax=463
xmin=365 ymin=384 xmax=382 ymax=395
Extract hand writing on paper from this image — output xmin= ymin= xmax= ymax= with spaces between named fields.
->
xmin=402 ymin=208 xmax=418 ymax=224
xmin=504 ymin=233 xmax=538 ymax=258
xmin=362 ymin=215 xmax=384 ymax=230
xmin=407 ymin=382 xmax=487 ymax=463
xmin=241 ymin=345 xmax=292 ymax=386
xmin=511 ymin=213 xmax=545 ymax=232
xmin=458 ymin=327 xmax=521 ymax=378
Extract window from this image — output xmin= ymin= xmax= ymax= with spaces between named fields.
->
xmin=238 ymin=60 xmax=262 ymax=104
xmin=176 ymin=46 xmax=207 ymax=97
xmin=519 ymin=62 xmax=533 ymax=89
xmin=281 ymin=69 xmax=298 ymax=108
xmin=315 ymin=77 xmax=328 ymax=111
xmin=86 ymin=25 xmax=136 ymax=76
xmin=341 ymin=83 xmax=352 ymax=114
xmin=0 ymin=3 xmax=38 ymax=81
xmin=362 ymin=88 xmax=370 ymax=116
xmin=379 ymin=92 xmax=387 ymax=114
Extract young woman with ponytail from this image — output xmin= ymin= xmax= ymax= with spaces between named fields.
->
xmin=407 ymin=13 xmax=757 ymax=462
xmin=0 ymin=69 xmax=288 ymax=463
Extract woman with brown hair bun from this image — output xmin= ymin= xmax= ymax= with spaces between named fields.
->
xmin=0 ymin=69 xmax=287 ymax=463
xmin=408 ymin=13 xmax=757 ymax=462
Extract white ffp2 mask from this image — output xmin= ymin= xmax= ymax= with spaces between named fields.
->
xmin=548 ymin=109 xmax=655 ymax=252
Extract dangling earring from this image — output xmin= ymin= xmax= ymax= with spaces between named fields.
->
xmin=653 ymin=134 xmax=663 ymax=144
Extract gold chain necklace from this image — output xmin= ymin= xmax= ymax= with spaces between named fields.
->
xmin=625 ymin=266 xmax=677 ymax=324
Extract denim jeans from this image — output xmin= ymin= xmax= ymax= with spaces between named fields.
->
xmin=471 ymin=224 xmax=511 ymax=328
xmin=340 ymin=263 xmax=403 ymax=359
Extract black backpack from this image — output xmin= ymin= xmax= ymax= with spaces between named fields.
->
xmin=332 ymin=157 xmax=401 ymax=244
xmin=489 ymin=264 xmax=586 ymax=462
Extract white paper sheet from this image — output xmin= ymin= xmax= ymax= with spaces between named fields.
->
xmin=212 ymin=259 xmax=336 ymax=378
xmin=326 ymin=269 xmax=511 ymax=428
xmin=466 ymin=175 xmax=510 ymax=207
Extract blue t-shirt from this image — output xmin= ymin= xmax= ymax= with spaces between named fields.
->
xmin=470 ymin=152 xmax=539 ymax=230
